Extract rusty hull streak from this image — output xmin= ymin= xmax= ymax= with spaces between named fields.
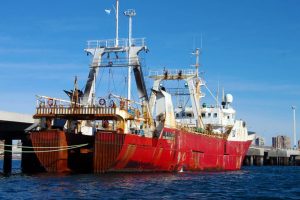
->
xmin=93 ymin=132 xmax=125 ymax=173
xmin=30 ymin=130 xmax=69 ymax=173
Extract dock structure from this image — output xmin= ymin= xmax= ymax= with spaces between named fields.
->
xmin=0 ymin=111 xmax=34 ymax=174
xmin=243 ymin=145 xmax=300 ymax=166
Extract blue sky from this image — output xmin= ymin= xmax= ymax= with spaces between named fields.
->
xmin=0 ymin=0 xmax=300 ymax=145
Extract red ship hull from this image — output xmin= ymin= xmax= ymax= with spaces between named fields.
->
xmin=94 ymin=128 xmax=251 ymax=172
xmin=24 ymin=128 xmax=251 ymax=173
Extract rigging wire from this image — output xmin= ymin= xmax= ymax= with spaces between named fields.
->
xmin=110 ymin=68 xmax=117 ymax=93
xmin=182 ymin=96 xmax=190 ymax=110
xmin=176 ymin=80 xmax=180 ymax=107
xmin=108 ymin=68 xmax=112 ymax=94
xmin=203 ymin=84 xmax=220 ymax=107
xmin=124 ymin=76 xmax=127 ymax=98
xmin=117 ymin=66 xmax=129 ymax=96
xmin=96 ymin=67 xmax=104 ymax=95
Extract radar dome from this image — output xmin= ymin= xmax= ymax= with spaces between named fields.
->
xmin=225 ymin=94 xmax=233 ymax=103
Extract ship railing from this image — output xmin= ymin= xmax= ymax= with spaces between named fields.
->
xmin=35 ymin=106 xmax=117 ymax=116
xmin=167 ymin=88 xmax=190 ymax=96
xmin=129 ymin=38 xmax=146 ymax=47
xmin=100 ymin=56 xmax=143 ymax=67
xmin=86 ymin=38 xmax=146 ymax=49
xmin=175 ymin=123 xmax=228 ymax=139
xmin=35 ymin=95 xmax=79 ymax=108
xmin=148 ymin=69 xmax=197 ymax=77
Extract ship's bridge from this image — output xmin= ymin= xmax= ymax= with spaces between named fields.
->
xmin=175 ymin=105 xmax=236 ymax=128
xmin=201 ymin=106 xmax=236 ymax=127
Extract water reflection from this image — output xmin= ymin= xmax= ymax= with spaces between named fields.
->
xmin=0 ymin=162 xmax=299 ymax=199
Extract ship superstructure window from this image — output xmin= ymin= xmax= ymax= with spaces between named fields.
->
xmin=208 ymin=113 xmax=211 ymax=117
xmin=201 ymin=113 xmax=205 ymax=118
xmin=187 ymin=113 xmax=192 ymax=118
xmin=227 ymin=116 xmax=230 ymax=119
xmin=214 ymin=113 xmax=218 ymax=118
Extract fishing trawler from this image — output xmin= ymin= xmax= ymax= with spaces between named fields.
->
xmin=22 ymin=1 xmax=254 ymax=173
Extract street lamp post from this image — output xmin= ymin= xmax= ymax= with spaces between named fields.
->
xmin=292 ymin=106 xmax=297 ymax=149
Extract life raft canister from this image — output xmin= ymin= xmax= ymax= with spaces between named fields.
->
xmin=99 ymin=98 xmax=106 ymax=106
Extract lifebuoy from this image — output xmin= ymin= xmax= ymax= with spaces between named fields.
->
xmin=48 ymin=99 xmax=53 ymax=107
xmin=99 ymin=98 xmax=106 ymax=106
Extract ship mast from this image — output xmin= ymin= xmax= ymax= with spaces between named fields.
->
xmin=191 ymin=47 xmax=204 ymax=129
xmin=192 ymin=48 xmax=200 ymax=78
xmin=124 ymin=9 xmax=136 ymax=104
xmin=115 ymin=0 xmax=119 ymax=47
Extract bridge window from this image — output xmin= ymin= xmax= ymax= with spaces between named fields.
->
xmin=201 ymin=113 xmax=205 ymax=118
xmin=208 ymin=113 xmax=211 ymax=118
xmin=214 ymin=113 xmax=218 ymax=118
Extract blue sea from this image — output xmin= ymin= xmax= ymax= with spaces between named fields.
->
xmin=0 ymin=160 xmax=299 ymax=199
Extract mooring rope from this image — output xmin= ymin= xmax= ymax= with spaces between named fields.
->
xmin=0 ymin=143 xmax=89 ymax=154
xmin=0 ymin=143 xmax=89 ymax=149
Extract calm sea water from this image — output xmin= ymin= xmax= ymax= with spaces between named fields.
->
xmin=0 ymin=160 xmax=299 ymax=199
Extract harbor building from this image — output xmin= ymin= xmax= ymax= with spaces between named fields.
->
xmin=272 ymin=135 xmax=291 ymax=149
xmin=252 ymin=135 xmax=265 ymax=146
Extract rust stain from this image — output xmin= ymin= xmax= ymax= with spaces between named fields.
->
xmin=193 ymin=153 xmax=199 ymax=169
xmin=93 ymin=132 xmax=125 ymax=173
xmin=116 ymin=144 xmax=137 ymax=169
xmin=152 ymin=148 xmax=163 ymax=166
xmin=30 ymin=130 xmax=69 ymax=173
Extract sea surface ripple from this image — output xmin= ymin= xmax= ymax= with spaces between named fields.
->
xmin=0 ymin=161 xmax=300 ymax=199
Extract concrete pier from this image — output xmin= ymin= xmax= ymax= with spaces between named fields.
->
xmin=0 ymin=110 xmax=34 ymax=174
xmin=244 ymin=145 xmax=300 ymax=166
xmin=3 ymin=139 xmax=12 ymax=174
